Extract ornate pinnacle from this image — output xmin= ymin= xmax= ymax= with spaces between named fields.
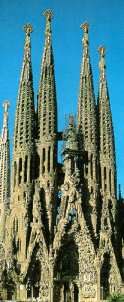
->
xmin=24 ymin=24 xmax=33 ymax=35
xmin=23 ymin=24 xmax=32 ymax=63
xmin=98 ymin=46 xmax=106 ymax=57
xmin=3 ymin=101 xmax=10 ymax=113
xmin=80 ymin=22 xmax=89 ymax=55
xmin=43 ymin=9 xmax=53 ymax=20
xmin=2 ymin=101 xmax=10 ymax=135
xmin=80 ymin=22 xmax=89 ymax=33
xmin=98 ymin=46 xmax=106 ymax=75
xmin=69 ymin=115 xmax=74 ymax=127
xmin=43 ymin=9 xmax=53 ymax=46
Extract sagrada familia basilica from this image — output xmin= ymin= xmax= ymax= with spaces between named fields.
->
xmin=0 ymin=9 xmax=124 ymax=302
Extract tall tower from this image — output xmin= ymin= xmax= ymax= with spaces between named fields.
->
xmin=97 ymin=48 xmax=119 ymax=298
xmin=78 ymin=23 xmax=98 ymax=235
xmin=10 ymin=24 xmax=35 ymax=270
xmin=37 ymin=10 xmax=58 ymax=238
xmin=98 ymin=47 xmax=116 ymax=214
xmin=0 ymin=101 xmax=10 ymax=239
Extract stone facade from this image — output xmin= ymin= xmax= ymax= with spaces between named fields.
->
xmin=0 ymin=9 xmax=124 ymax=302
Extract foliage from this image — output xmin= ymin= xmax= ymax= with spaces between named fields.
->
xmin=107 ymin=293 xmax=124 ymax=301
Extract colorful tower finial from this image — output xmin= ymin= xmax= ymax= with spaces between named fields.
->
xmin=23 ymin=24 xmax=33 ymax=67
xmin=2 ymin=101 xmax=10 ymax=130
xmin=80 ymin=22 xmax=89 ymax=56
xmin=43 ymin=9 xmax=53 ymax=20
xmin=24 ymin=24 xmax=33 ymax=35
xmin=2 ymin=101 xmax=10 ymax=143
xmin=99 ymin=46 xmax=105 ymax=56
xmin=80 ymin=22 xmax=89 ymax=32
xmin=38 ymin=8 xmax=57 ymax=140
xmin=43 ymin=9 xmax=53 ymax=46
xmin=98 ymin=46 xmax=106 ymax=79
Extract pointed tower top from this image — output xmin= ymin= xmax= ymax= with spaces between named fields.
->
xmin=13 ymin=22 xmax=35 ymax=151
xmin=3 ymin=101 xmax=10 ymax=128
xmin=69 ymin=115 xmax=75 ymax=128
xmin=99 ymin=46 xmax=106 ymax=57
xmin=3 ymin=101 xmax=10 ymax=112
xmin=24 ymin=24 xmax=33 ymax=35
xmin=43 ymin=9 xmax=53 ymax=20
xmin=2 ymin=100 xmax=10 ymax=143
xmin=37 ymin=8 xmax=57 ymax=140
xmin=78 ymin=21 xmax=97 ymax=151
xmin=43 ymin=9 xmax=53 ymax=45
xmin=80 ymin=22 xmax=89 ymax=32
xmin=22 ymin=23 xmax=32 ymax=67
xmin=80 ymin=22 xmax=89 ymax=57
xmin=98 ymin=46 xmax=106 ymax=78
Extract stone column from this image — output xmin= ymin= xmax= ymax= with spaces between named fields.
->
xmin=17 ymin=158 xmax=20 ymax=186
xmin=96 ymin=258 xmax=101 ymax=302
xmin=71 ymin=282 xmax=74 ymax=302
xmin=49 ymin=255 xmax=54 ymax=302
xmin=27 ymin=156 xmax=30 ymax=182
xmin=45 ymin=146 xmax=48 ymax=174
xmin=51 ymin=146 xmax=54 ymax=172
xmin=61 ymin=284 xmax=65 ymax=302
xmin=19 ymin=284 xmax=27 ymax=301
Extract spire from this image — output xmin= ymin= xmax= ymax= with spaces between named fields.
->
xmin=37 ymin=9 xmax=57 ymax=140
xmin=14 ymin=24 xmax=35 ymax=151
xmin=78 ymin=23 xmax=97 ymax=151
xmin=77 ymin=24 xmax=98 ymax=237
xmin=1 ymin=101 xmax=9 ymax=144
xmin=98 ymin=47 xmax=116 ymax=197
xmin=0 ymin=101 xmax=10 ymax=208
xmin=36 ymin=11 xmax=58 ymax=238
xmin=98 ymin=46 xmax=115 ymax=164
xmin=43 ymin=9 xmax=53 ymax=48
xmin=98 ymin=46 xmax=109 ymax=101
xmin=81 ymin=22 xmax=89 ymax=63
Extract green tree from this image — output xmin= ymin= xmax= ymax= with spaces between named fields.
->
xmin=108 ymin=293 xmax=124 ymax=301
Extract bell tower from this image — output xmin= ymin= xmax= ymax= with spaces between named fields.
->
xmin=9 ymin=24 xmax=35 ymax=272
xmin=37 ymin=10 xmax=58 ymax=238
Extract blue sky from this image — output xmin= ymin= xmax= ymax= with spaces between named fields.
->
xmin=0 ymin=0 xmax=124 ymax=195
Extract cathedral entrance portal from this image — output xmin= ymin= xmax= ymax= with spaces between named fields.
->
xmin=54 ymin=238 xmax=79 ymax=301
xmin=26 ymin=257 xmax=41 ymax=300
xmin=74 ymin=284 xmax=79 ymax=302
xmin=63 ymin=282 xmax=79 ymax=302
xmin=64 ymin=282 xmax=71 ymax=302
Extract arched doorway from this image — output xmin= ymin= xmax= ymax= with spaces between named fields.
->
xmin=26 ymin=245 xmax=41 ymax=300
xmin=54 ymin=238 xmax=79 ymax=302
xmin=74 ymin=283 xmax=79 ymax=302
xmin=100 ymin=252 xmax=111 ymax=299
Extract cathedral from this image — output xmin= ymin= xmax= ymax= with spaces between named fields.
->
xmin=0 ymin=9 xmax=124 ymax=302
